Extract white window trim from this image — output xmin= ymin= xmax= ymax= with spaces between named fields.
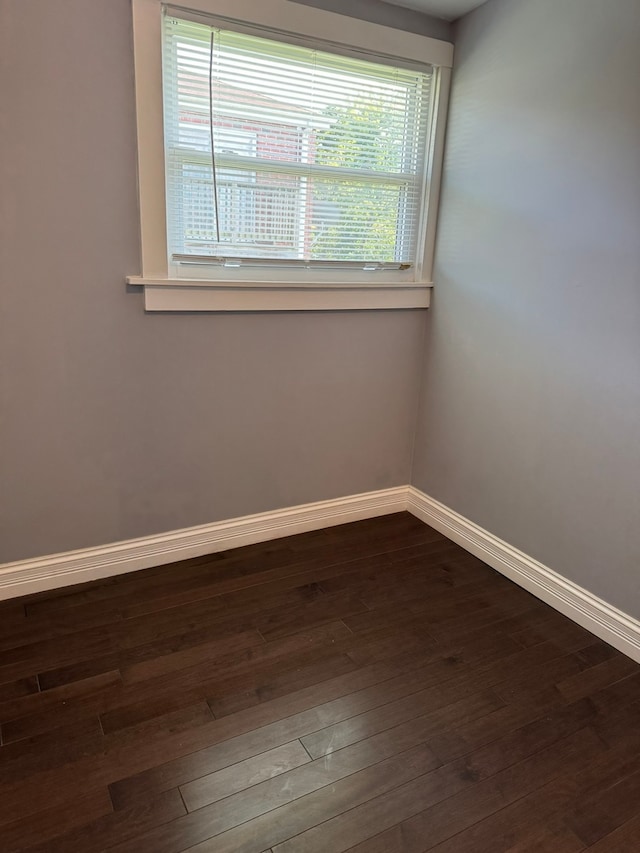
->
xmin=128 ymin=0 xmax=453 ymax=312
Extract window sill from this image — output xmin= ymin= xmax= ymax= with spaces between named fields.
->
xmin=126 ymin=277 xmax=432 ymax=312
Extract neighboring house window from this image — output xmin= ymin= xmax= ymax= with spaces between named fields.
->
xmin=129 ymin=0 xmax=453 ymax=311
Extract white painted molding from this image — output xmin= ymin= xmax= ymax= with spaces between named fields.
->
xmin=406 ymin=486 xmax=640 ymax=664
xmin=0 ymin=487 xmax=407 ymax=601
xmin=138 ymin=282 xmax=432 ymax=312
xmin=3 ymin=483 xmax=639 ymax=666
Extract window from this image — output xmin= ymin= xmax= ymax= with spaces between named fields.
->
xmin=165 ymin=16 xmax=432 ymax=265
xmin=129 ymin=0 xmax=453 ymax=310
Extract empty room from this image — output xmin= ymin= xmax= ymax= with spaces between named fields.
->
xmin=1 ymin=0 xmax=639 ymax=850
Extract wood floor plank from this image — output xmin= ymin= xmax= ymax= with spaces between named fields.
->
xmin=180 ymin=740 xmax=311 ymax=811
xmin=22 ymin=788 xmax=186 ymax=853
xmin=119 ymin=547 xmax=395 ymax=621
xmin=208 ymin=652 xmax=359 ymax=718
xmin=381 ymin=722 xmax=640 ymax=853
xmin=555 ymin=653 xmax=639 ymax=703
xmin=332 ymin=727 xmax=604 ymax=853
xmin=0 ymin=647 xmax=435 ymax=819
xmin=0 ymin=676 xmax=39 ymax=704
xmin=427 ymin=693 xmax=594 ymax=764
xmin=564 ymin=763 xmax=640 ymax=846
xmin=107 ymin=647 xmax=463 ymax=808
xmin=37 ymin=614 xmax=271 ymax=691
xmin=193 ymin=691 xmax=496 ymax=825
xmin=0 ymin=601 xmax=125 ymax=654
xmin=0 ymin=701 xmax=215 ymax=797
xmin=491 ymin=647 xmax=590 ymax=706
xmin=113 ymin=743 xmax=441 ymax=853
xmin=0 ymin=715 xmax=103 ymax=768
xmin=0 ymin=513 xmax=637 ymax=853
xmin=583 ymin=813 xmax=640 ymax=852
xmin=0 ymin=670 xmax=122 ymax=733
xmin=298 ymin=641 xmax=571 ymax=763
xmin=121 ymin=554 xmax=384 ymax=621
xmin=0 ymin=625 xmax=114 ymax=685
xmin=300 ymin=684 xmax=505 ymax=759
xmin=502 ymin=820 xmax=585 ymax=853
xmin=118 ymin=736 xmax=439 ymax=852
xmin=5 ymin=621 xmax=348 ymax=743
xmin=119 ymin=629 xmax=264 ymax=684
xmin=509 ymin=616 xmax=596 ymax=651
xmin=318 ymin=543 xmax=462 ymax=595
xmin=0 ymin=787 xmax=112 ymax=853
xmin=234 ymin=727 xmax=604 ymax=853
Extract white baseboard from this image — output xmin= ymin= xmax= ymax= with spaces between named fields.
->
xmin=0 ymin=487 xmax=407 ymax=601
xmin=3 ymin=484 xmax=640 ymax=665
xmin=407 ymin=486 xmax=640 ymax=664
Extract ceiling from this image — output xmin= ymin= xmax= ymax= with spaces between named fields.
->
xmin=383 ymin=0 xmax=488 ymax=21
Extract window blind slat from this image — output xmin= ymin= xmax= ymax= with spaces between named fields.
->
xmin=163 ymin=13 xmax=433 ymax=263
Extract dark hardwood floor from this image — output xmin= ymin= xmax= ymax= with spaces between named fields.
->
xmin=1 ymin=512 xmax=640 ymax=852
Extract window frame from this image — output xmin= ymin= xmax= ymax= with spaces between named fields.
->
xmin=128 ymin=0 xmax=453 ymax=311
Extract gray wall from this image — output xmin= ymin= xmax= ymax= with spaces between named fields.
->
xmin=290 ymin=0 xmax=452 ymax=40
xmin=0 ymin=0 xmax=426 ymax=563
xmin=413 ymin=0 xmax=640 ymax=615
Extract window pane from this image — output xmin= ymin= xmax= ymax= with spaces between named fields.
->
xmin=164 ymin=15 xmax=432 ymax=263
xmin=309 ymin=179 xmax=406 ymax=262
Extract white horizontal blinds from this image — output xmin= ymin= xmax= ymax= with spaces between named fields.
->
xmin=163 ymin=14 xmax=432 ymax=264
